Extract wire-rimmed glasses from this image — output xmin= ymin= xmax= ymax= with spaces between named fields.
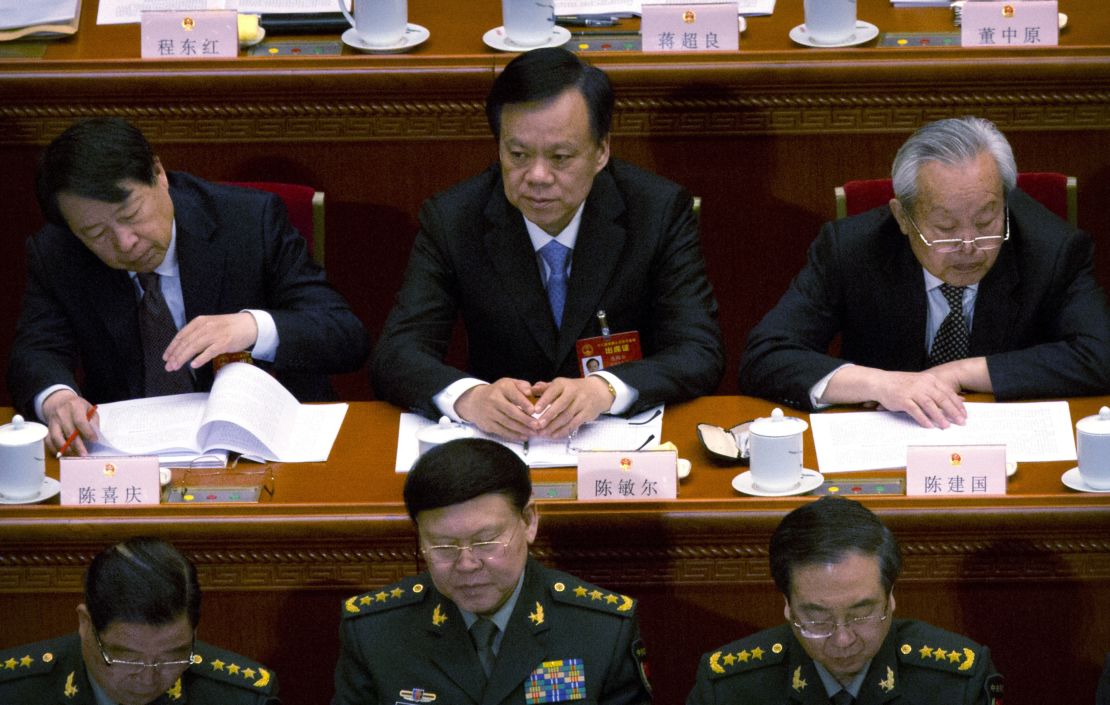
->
xmin=905 ymin=206 xmax=1009 ymax=253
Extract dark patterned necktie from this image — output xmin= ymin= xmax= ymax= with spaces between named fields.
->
xmin=538 ymin=240 xmax=571 ymax=328
xmin=136 ymin=272 xmax=194 ymax=396
xmin=830 ymin=689 xmax=855 ymax=705
xmin=469 ymin=618 xmax=498 ymax=678
xmin=928 ymin=283 xmax=970 ymax=366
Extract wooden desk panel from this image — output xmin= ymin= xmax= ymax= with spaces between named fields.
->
xmin=1 ymin=396 xmax=1108 ymax=704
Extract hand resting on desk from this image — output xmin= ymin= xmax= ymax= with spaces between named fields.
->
xmin=821 ymin=364 xmax=971 ymax=429
xmin=456 ymin=375 xmax=614 ymax=442
xmin=41 ymin=389 xmax=99 ymax=456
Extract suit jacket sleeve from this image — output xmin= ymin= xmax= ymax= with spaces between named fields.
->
xmin=983 ymin=222 xmax=1110 ymax=399
xmin=738 ymin=220 xmax=853 ymax=410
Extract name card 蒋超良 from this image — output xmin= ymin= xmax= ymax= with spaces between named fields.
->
xmin=904 ymin=444 xmax=1007 ymax=497
xmin=59 ymin=456 xmax=161 ymax=506
xmin=640 ymin=1 xmax=739 ymax=52
xmin=141 ymin=10 xmax=238 ymax=59
xmin=577 ymin=450 xmax=677 ymax=501
xmin=960 ymin=1 xmax=1058 ymax=47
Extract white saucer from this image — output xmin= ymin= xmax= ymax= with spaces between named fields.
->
xmin=789 ymin=21 xmax=879 ymax=48
xmin=1061 ymin=467 xmax=1110 ymax=493
xmin=732 ymin=469 xmax=824 ymax=497
xmin=0 ymin=477 xmax=61 ymax=505
xmin=239 ymin=27 xmax=265 ymax=49
xmin=483 ymin=25 xmax=571 ymax=52
xmin=342 ymin=24 xmax=430 ymax=54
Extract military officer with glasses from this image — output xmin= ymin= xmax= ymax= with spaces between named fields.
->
xmin=0 ymin=537 xmax=280 ymax=705
xmin=332 ymin=437 xmax=652 ymax=705
xmin=688 ymin=497 xmax=1002 ymax=705
xmin=740 ymin=115 xmax=1110 ymax=428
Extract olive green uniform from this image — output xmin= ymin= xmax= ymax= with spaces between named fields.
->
xmin=0 ymin=633 xmax=279 ymax=705
xmin=332 ymin=558 xmax=651 ymax=705
xmin=687 ymin=620 xmax=1002 ymax=705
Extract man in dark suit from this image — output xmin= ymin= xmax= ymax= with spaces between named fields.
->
xmin=7 ymin=117 xmax=370 ymax=454
xmin=372 ymin=48 xmax=723 ymax=441
xmin=0 ymin=537 xmax=280 ymax=705
xmin=687 ymin=497 xmax=1002 ymax=705
xmin=332 ymin=438 xmax=651 ymax=705
xmin=740 ymin=116 xmax=1110 ymax=428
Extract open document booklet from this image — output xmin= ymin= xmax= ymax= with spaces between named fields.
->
xmin=87 ymin=362 xmax=348 ymax=465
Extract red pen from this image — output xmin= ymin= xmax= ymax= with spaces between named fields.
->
xmin=55 ymin=405 xmax=98 ymax=459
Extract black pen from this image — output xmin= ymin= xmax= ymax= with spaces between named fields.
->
xmin=558 ymin=15 xmax=621 ymax=27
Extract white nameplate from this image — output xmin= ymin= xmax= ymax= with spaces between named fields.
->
xmin=141 ymin=10 xmax=238 ymax=59
xmin=577 ymin=450 xmax=677 ymax=500
xmin=905 ymin=444 xmax=1007 ymax=497
xmin=961 ymin=1 xmax=1058 ymax=48
xmin=60 ymin=456 xmax=161 ymax=506
xmin=640 ymin=1 xmax=739 ymax=52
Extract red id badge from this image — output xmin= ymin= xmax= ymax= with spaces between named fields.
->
xmin=576 ymin=331 xmax=643 ymax=376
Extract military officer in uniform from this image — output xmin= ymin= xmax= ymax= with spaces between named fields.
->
xmin=687 ymin=497 xmax=1002 ymax=705
xmin=0 ymin=537 xmax=279 ymax=705
xmin=332 ymin=438 xmax=652 ymax=705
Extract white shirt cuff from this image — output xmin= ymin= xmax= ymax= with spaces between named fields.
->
xmin=34 ymin=384 xmax=78 ymax=422
xmin=244 ymin=309 xmax=278 ymax=362
xmin=434 ymin=378 xmax=488 ymax=422
xmin=592 ymin=371 xmax=637 ymax=415
xmin=809 ymin=363 xmax=853 ymax=409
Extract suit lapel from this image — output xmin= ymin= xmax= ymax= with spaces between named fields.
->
xmin=481 ymin=563 xmax=550 ymax=705
xmin=875 ymin=231 xmax=930 ymax=370
xmin=423 ymin=597 xmax=487 ymax=703
xmin=555 ymin=169 xmax=627 ymax=366
xmin=172 ymin=181 xmax=224 ymax=389
xmin=968 ymin=237 xmax=1019 ymax=357
xmin=483 ymin=188 xmax=560 ymax=363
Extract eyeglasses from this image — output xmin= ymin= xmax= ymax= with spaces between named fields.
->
xmin=905 ymin=206 xmax=1009 ymax=253
xmin=791 ymin=597 xmax=891 ymax=640
xmin=93 ymin=627 xmax=196 ymax=676
xmin=421 ymin=523 xmax=519 ymax=566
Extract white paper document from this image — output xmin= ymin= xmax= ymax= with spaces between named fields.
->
xmin=0 ymin=0 xmax=79 ymax=30
xmin=809 ymin=401 xmax=1077 ymax=473
xmin=395 ymin=405 xmax=665 ymax=472
xmin=97 ymin=0 xmax=349 ymax=25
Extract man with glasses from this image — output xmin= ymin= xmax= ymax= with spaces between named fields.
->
xmin=740 ymin=116 xmax=1110 ymax=428
xmin=688 ymin=497 xmax=1002 ymax=705
xmin=0 ymin=536 xmax=279 ymax=704
xmin=332 ymin=438 xmax=651 ymax=705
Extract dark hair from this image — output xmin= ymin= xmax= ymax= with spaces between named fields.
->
xmin=404 ymin=438 xmax=532 ymax=521
xmin=485 ymin=47 xmax=613 ymax=143
xmin=769 ymin=497 xmax=902 ymax=599
xmin=84 ymin=537 xmax=201 ymax=632
xmin=36 ymin=117 xmax=159 ymax=228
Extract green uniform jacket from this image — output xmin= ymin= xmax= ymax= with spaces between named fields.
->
xmin=332 ymin=558 xmax=651 ymax=705
xmin=0 ymin=633 xmax=279 ymax=705
xmin=687 ymin=620 xmax=1002 ymax=705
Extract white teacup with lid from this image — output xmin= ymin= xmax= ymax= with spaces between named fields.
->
xmin=1076 ymin=406 xmax=1110 ymax=490
xmin=748 ymin=408 xmax=808 ymax=493
xmin=0 ymin=415 xmax=49 ymax=500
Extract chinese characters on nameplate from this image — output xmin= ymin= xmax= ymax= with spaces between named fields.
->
xmin=960 ymin=1 xmax=1058 ymax=47
xmin=641 ymin=1 xmax=739 ymax=52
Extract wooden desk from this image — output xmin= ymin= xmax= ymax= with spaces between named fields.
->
xmin=1 ymin=0 xmax=1108 ymax=403
xmin=1 ymin=396 xmax=1108 ymax=705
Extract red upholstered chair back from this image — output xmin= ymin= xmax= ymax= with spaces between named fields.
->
xmin=224 ymin=181 xmax=326 ymax=265
xmin=834 ymin=172 xmax=1077 ymax=227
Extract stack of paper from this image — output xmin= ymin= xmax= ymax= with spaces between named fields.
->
xmin=0 ymin=0 xmax=81 ymax=40
xmin=891 ymin=0 xmax=951 ymax=8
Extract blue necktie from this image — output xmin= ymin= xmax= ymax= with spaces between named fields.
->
xmin=538 ymin=240 xmax=571 ymax=328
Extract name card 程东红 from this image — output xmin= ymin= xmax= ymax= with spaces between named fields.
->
xmin=141 ymin=10 xmax=238 ymax=59
xmin=577 ymin=450 xmax=677 ymax=501
xmin=904 ymin=444 xmax=1007 ymax=497
xmin=640 ymin=1 xmax=739 ymax=52
xmin=961 ymin=1 xmax=1058 ymax=48
xmin=59 ymin=456 xmax=161 ymax=506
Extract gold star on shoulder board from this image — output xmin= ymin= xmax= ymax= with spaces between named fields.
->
xmin=933 ymin=648 xmax=947 ymax=661
xmin=878 ymin=666 xmax=895 ymax=692
xmin=432 ymin=603 xmax=448 ymax=626
xmin=391 ymin=587 xmax=404 ymax=598
xmin=750 ymin=647 xmax=765 ymax=660
xmin=19 ymin=656 xmax=32 ymax=668
xmin=529 ymin=601 xmax=545 ymax=625
xmin=722 ymin=653 xmax=736 ymax=666
xmin=3 ymin=658 xmax=15 ymax=670
xmin=948 ymin=650 xmax=962 ymax=664
xmin=605 ymin=594 xmax=618 ymax=604
xmin=792 ymin=666 xmax=807 ymax=692
xmin=211 ymin=659 xmax=226 ymax=671
xmin=737 ymin=650 xmax=750 ymax=663
xmin=589 ymin=589 xmax=603 ymax=600
xmin=574 ymin=586 xmax=588 ymax=597
xmin=376 ymin=591 xmax=389 ymax=602
xmin=919 ymin=645 xmax=933 ymax=659
xmin=242 ymin=668 xmax=257 ymax=680
xmin=227 ymin=664 xmax=241 ymax=675
xmin=360 ymin=595 xmax=373 ymax=605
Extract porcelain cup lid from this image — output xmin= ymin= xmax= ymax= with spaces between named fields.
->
xmin=750 ymin=407 xmax=809 ymax=437
xmin=0 ymin=415 xmax=48 ymax=446
xmin=1077 ymin=406 xmax=1110 ymax=435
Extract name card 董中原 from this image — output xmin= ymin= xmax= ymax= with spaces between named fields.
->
xmin=904 ymin=444 xmax=1007 ymax=497
xmin=59 ymin=456 xmax=161 ymax=506
xmin=141 ymin=10 xmax=238 ymax=59
xmin=577 ymin=450 xmax=677 ymax=500
xmin=960 ymin=1 xmax=1058 ymax=47
xmin=640 ymin=1 xmax=739 ymax=52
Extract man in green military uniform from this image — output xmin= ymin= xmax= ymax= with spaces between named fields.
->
xmin=332 ymin=438 xmax=652 ymax=705
xmin=687 ymin=497 xmax=1003 ymax=705
xmin=0 ymin=537 xmax=279 ymax=705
